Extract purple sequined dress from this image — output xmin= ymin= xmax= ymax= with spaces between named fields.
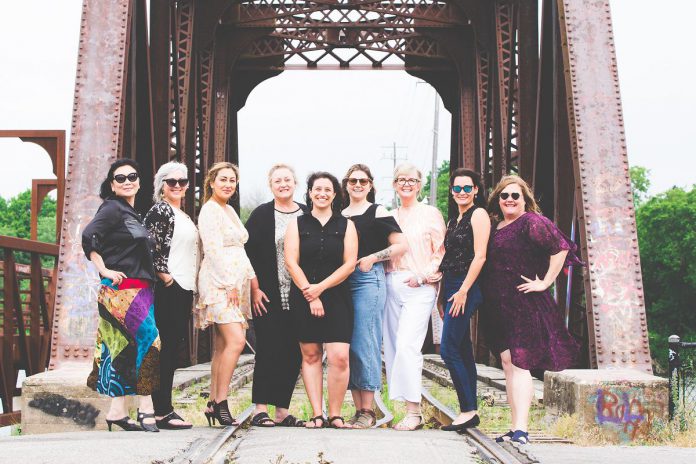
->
xmin=481 ymin=212 xmax=581 ymax=371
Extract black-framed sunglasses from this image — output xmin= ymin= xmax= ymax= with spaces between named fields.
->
xmin=452 ymin=185 xmax=474 ymax=194
xmin=500 ymin=192 xmax=521 ymax=200
xmin=164 ymin=178 xmax=189 ymax=188
xmin=347 ymin=178 xmax=370 ymax=186
xmin=113 ymin=173 xmax=139 ymax=183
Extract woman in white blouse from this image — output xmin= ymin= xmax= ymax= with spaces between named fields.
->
xmin=195 ymin=162 xmax=257 ymax=426
xmin=144 ymin=161 xmax=199 ymax=430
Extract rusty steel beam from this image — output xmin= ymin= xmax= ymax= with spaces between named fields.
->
xmin=516 ymin=0 xmax=538 ymax=183
xmin=557 ymin=0 xmax=651 ymax=372
xmin=49 ymin=0 xmax=133 ymax=369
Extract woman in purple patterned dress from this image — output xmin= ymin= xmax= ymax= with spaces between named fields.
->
xmin=482 ymin=175 xmax=581 ymax=445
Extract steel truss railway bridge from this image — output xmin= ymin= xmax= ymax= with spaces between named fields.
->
xmin=1 ymin=0 xmax=650 ymax=425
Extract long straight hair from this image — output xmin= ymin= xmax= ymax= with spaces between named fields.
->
xmin=203 ymin=162 xmax=239 ymax=203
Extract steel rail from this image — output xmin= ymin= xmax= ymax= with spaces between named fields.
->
xmin=420 ymin=387 xmax=528 ymax=464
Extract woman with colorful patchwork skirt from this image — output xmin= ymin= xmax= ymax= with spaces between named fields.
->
xmin=82 ymin=158 xmax=161 ymax=432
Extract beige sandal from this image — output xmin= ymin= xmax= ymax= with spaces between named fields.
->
xmin=393 ymin=411 xmax=424 ymax=431
xmin=353 ymin=409 xmax=376 ymax=429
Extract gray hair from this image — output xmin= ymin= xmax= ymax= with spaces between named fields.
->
xmin=153 ymin=161 xmax=188 ymax=202
xmin=267 ymin=163 xmax=297 ymax=186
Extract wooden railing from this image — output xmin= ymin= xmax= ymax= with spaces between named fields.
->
xmin=0 ymin=235 xmax=58 ymax=426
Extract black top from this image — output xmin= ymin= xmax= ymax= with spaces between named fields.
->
xmin=346 ymin=204 xmax=401 ymax=259
xmin=82 ymin=197 xmax=156 ymax=281
xmin=143 ymin=201 xmax=175 ymax=273
xmin=297 ymin=213 xmax=348 ymax=283
xmin=439 ymin=206 xmax=480 ymax=274
xmin=244 ymin=200 xmax=308 ymax=314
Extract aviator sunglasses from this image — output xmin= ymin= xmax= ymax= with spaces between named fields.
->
xmin=164 ymin=178 xmax=189 ymax=188
xmin=452 ymin=185 xmax=474 ymax=194
xmin=500 ymin=192 xmax=521 ymax=200
xmin=113 ymin=173 xmax=139 ymax=183
xmin=347 ymin=178 xmax=371 ymax=186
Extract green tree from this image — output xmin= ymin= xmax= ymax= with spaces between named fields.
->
xmin=422 ymin=160 xmax=450 ymax=218
xmin=630 ymin=165 xmax=651 ymax=206
xmin=636 ymin=185 xmax=696 ymax=369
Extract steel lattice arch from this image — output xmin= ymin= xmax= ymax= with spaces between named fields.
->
xmin=48 ymin=0 xmax=650 ymax=375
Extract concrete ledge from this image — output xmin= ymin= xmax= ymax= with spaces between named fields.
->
xmin=544 ymin=369 xmax=668 ymax=442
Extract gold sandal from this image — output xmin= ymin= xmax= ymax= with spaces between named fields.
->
xmin=393 ymin=411 xmax=424 ymax=431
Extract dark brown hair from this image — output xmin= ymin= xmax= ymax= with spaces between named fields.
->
xmin=342 ymin=164 xmax=376 ymax=207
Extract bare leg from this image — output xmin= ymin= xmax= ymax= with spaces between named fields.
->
xmin=351 ymin=389 xmax=363 ymax=412
xmin=360 ymin=390 xmax=375 ymax=412
xmin=254 ymin=403 xmax=269 ymax=415
xmin=213 ymin=323 xmax=246 ymax=403
xmin=326 ymin=343 xmax=351 ymax=428
xmin=509 ymin=364 xmax=533 ymax=432
xmin=138 ymin=395 xmax=156 ymax=425
xmin=275 ymin=407 xmax=290 ymax=422
xmin=299 ymin=342 xmax=324 ymax=428
xmin=106 ymin=397 xmax=132 ymax=422
xmin=500 ymin=350 xmax=516 ymax=429
xmin=208 ymin=328 xmax=221 ymax=409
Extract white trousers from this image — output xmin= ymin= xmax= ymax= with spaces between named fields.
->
xmin=383 ymin=271 xmax=437 ymax=403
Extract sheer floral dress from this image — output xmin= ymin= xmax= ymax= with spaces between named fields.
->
xmin=481 ymin=212 xmax=582 ymax=371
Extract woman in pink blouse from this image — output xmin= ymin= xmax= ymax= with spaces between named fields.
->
xmin=384 ymin=163 xmax=446 ymax=430
xmin=196 ymin=162 xmax=257 ymax=426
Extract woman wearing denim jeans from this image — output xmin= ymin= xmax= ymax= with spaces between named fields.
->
xmin=341 ymin=164 xmax=406 ymax=428
xmin=438 ymin=168 xmax=490 ymax=431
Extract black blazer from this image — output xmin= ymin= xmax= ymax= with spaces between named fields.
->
xmin=244 ymin=200 xmax=308 ymax=313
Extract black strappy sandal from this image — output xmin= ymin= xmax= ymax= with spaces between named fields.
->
xmin=137 ymin=409 xmax=160 ymax=432
xmin=305 ymin=415 xmax=326 ymax=429
xmin=156 ymin=411 xmax=193 ymax=430
xmin=275 ymin=415 xmax=304 ymax=427
xmin=327 ymin=416 xmax=351 ymax=429
xmin=251 ymin=412 xmax=276 ymax=427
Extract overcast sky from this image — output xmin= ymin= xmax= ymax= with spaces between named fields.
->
xmin=0 ymin=0 xmax=693 ymax=205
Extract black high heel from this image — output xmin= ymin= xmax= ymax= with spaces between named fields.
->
xmin=105 ymin=416 xmax=142 ymax=432
xmin=205 ymin=401 xmax=216 ymax=426
xmin=213 ymin=399 xmax=237 ymax=426
xmin=137 ymin=409 xmax=160 ymax=432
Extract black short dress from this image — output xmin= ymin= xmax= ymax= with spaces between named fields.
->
xmin=290 ymin=213 xmax=354 ymax=343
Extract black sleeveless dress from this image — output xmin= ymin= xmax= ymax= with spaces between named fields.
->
xmin=290 ymin=213 xmax=354 ymax=343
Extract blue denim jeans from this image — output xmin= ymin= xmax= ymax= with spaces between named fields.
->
xmin=348 ymin=262 xmax=386 ymax=391
xmin=441 ymin=273 xmax=482 ymax=412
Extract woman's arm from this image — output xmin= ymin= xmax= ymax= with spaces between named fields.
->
xmin=447 ymin=208 xmax=491 ymax=316
xmin=199 ymin=204 xmax=235 ymax=289
xmin=143 ymin=202 xmax=175 ymax=286
xmin=302 ymin=220 xmax=359 ymax=301
xmin=518 ymin=249 xmax=569 ymax=293
xmin=284 ymin=217 xmax=311 ymax=290
xmin=357 ymin=205 xmax=407 ymax=271
xmin=89 ymin=251 xmax=127 ymax=284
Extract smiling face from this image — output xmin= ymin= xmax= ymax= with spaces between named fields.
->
xmin=451 ymin=175 xmax=478 ymax=208
xmin=111 ymin=165 xmax=140 ymax=200
xmin=498 ymin=182 xmax=526 ymax=219
xmin=211 ymin=167 xmax=237 ymax=202
xmin=394 ymin=169 xmax=421 ymax=202
xmin=346 ymin=169 xmax=372 ymax=202
xmin=270 ymin=167 xmax=296 ymax=201
xmin=162 ymin=169 xmax=188 ymax=203
xmin=309 ymin=177 xmax=336 ymax=210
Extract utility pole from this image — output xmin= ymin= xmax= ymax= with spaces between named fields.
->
xmin=381 ymin=142 xmax=407 ymax=209
xmin=429 ymin=93 xmax=440 ymax=207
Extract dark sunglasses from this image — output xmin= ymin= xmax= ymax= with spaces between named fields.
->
xmin=347 ymin=178 xmax=370 ymax=186
xmin=113 ymin=173 xmax=139 ymax=183
xmin=500 ymin=192 xmax=521 ymax=200
xmin=164 ymin=178 xmax=189 ymax=188
xmin=452 ymin=185 xmax=474 ymax=194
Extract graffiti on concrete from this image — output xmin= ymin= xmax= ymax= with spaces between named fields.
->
xmin=592 ymin=387 xmax=666 ymax=440
xmin=28 ymin=393 xmax=100 ymax=427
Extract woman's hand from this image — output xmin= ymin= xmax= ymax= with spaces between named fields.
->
xmin=447 ymin=289 xmax=468 ymax=317
xmin=404 ymin=274 xmax=422 ymax=288
xmin=357 ymin=255 xmax=376 ymax=273
xmin=251 ymin=288 xmax=269 ymax=316
xmin=102 ymin=269 xmax=127 ymax=285
xmin=302 ymin=283 xmax=324 ymax=302
xmin=309 ymin=298 xmax=325 ymax=318
xmin=226 ymin=288 xmax=240 ymax=307
xmin=517 ymin=275 xmax=549 ymax=293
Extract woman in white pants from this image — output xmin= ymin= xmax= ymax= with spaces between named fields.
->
xmin=384 ymin=163 xmax=446 ymax=430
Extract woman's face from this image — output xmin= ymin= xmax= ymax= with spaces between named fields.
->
xmin=111 ymin=165 xmax=140 ymax=200
xmin=394 ymin=169 xmax=421 ymax=202
xmin=499 ymin=182 xmax=526 ymax=218
xmin=346 ymin=170 xmax=372 ymax=202
xmin=309 ymin=177 xmax=336 ymax=210
xmin=270 ymin=167 xmax=296 ymax=201
xmin=211 ymin=168 xmax=237 ymax=201
xmin=451 ymin=175 xmax=478 ymax=208
xmin=162 ymin=169 xmax=188 ymax=203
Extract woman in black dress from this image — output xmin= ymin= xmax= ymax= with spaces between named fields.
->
xmin=285 ymin=172 xmax=358 ymax=428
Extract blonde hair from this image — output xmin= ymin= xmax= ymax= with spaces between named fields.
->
xmin=203 ymin=162 xmax=239 ymax=203
xmin=487 ymin=175 xmax=541 ymax=222
xmin=392 ymin=162 xmax=422 ymax=182
xmin=267 ymin=163 xmax=297 ymax=186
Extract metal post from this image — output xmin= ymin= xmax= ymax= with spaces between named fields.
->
xmin=668 ymin=334 xmax=681 ymax=420
xmin=429 ymin=93 xmax=440 ymax=207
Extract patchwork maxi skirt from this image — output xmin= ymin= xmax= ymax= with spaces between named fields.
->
xmin=87 ymin=278 xmax=161 ymax=396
